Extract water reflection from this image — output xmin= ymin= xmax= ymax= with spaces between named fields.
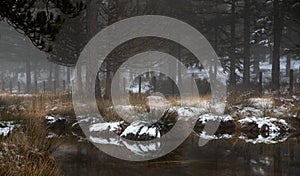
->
xmin=53 ymin=134 xmax=300 ymax=176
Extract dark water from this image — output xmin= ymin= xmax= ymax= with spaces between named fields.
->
xmin=53 ymin=134 xmax=300 ymax=176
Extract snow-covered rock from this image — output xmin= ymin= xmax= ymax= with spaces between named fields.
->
xmin=238 ymin=117 xmax=290 ymax=132
xmin=120 ymin=121 xmax=160 ymax=140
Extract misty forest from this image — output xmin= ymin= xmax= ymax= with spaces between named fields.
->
xmin=0 ymin=0 xmax=300 ymax=176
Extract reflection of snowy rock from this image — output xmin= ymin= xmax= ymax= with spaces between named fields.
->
xmin=122 ymin=140 xmax=161 ymax=155
xmin=198 ymin=131 xmax=233 ymax=140
xmin=239 ymin=133 xmax=289 ymax=144
xmin=89 ymin=136 xmax=161 ymax=156
xmin=89 ymin=121 xmax=125 ymax=134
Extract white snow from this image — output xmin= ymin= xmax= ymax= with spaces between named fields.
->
xmin=0 ymin=121 xmax=16 ymax=137
xmin=238 ymin=117 xmax=289 ymax=132
xmin=198 ymin=113 xmax=233 ymax=124
xmin=238 ymin=106 xmax=264 ymax=117
xmin=249 ymin=98 xmax=273 ymax=109
xmin=45 ymin=115 xmax=56 ymax=123
xmin=0 ymin=127 xmax=11 ymax=136
xmin=120 ymin=121 xmax=144 ymax=137
xmin=120 ymin=121 xmax=160 ymax=138
xmin=172 ymin=107 xmax=206 ymax=117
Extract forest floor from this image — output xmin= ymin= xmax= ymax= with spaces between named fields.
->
xmin=1 ymin=91 xmax=300 ymax=174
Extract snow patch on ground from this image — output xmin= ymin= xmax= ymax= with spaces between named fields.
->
xmin=237 ymin=106 xmax=264 ymax=117
xmin=170 ymin=106 xmax=206 ymax=120
xmin=0 ymin=121 xmax=17 ymax=137
xmin=249 ymin=98 xmax=273 ymax=109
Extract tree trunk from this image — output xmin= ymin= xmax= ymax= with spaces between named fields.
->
xmin=286 ymin=53 xmax=291 ymax=77
xmin=25 ymin=59 xmax=31 ymax=93
xmin=48 ymin=63 xmax=52 ymax=91
xmin=243 ymin=0 xmax=251 ymax=85
xmin=230 ymin=0 xmax=236 ymax=86
xmin=272 ymin=0 xmax=282 ymax=90
xmin=104 ymin=61 xmax=111 ymax=100
xmin=34 ymin=62 xmax=38 ymax=93
xmin=67 ymin=67 xmax=71 ymax=85
xmin=177 ymin=44 xmax=182 ymax=88
xmin=76 ymin=64 xmax=83 ymax=94
xmin=55 ymin=65 xmax=59 ymax=89
xmin=253 ymin=46 xmax=260 ymax=79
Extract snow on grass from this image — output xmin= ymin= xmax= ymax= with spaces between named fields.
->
xmin=180 ymin=98 xmax=211 ymax=108
xmin=198 ymin=113 xmax=233 ymax=124
xmin=46 ymin=132 xmax=60 ymax=139
xmin=0 ymin=127 xmax=11 ymax=136
xmin=171 ymin=107 xmax=206 ymax=117
xmin=238 ymin=106 xmax=264 ymax=117
xmin=89 ymin=121 xmax=124 ymax=132
xmin=147 ymin=95 xmax=168 ymax=110
xmin=249 ymin=98 xmax=273 ymax=109
xmin=108 ymin=105 xmax=147 ymax=122
xmin=0 ymin=121 xmax=16 ymax=137
xmin=0 ymin=93 xmax=32 ymax=97
xmin=44 ymin=115 xmax=67 ymax=124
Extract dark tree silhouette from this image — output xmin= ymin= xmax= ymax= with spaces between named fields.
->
xmin=0 ymin=0 xmax=85 ymax=52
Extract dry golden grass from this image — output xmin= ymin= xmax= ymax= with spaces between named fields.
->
xmin=0 ymin=93 xmax=64 ymax=176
